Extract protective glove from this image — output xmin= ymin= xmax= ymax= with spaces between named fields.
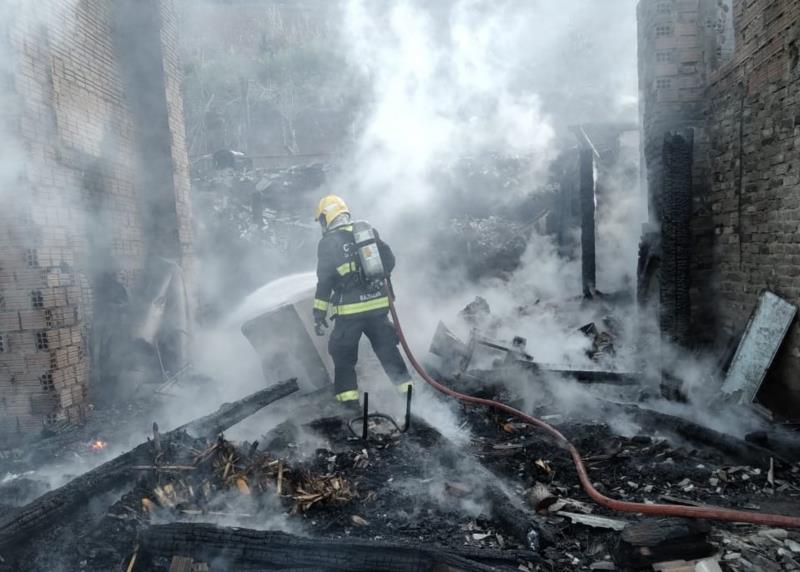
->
xmin=314 ymin=316 xmax=329 ymax=336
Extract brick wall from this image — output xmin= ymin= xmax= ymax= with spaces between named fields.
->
xmin=705 ymin=0 xmax=800 ymax=416
xmin=0 ymin=0 xmax=192 ymax=442
xmin=639 ymin=1 xmax=800 ymax=413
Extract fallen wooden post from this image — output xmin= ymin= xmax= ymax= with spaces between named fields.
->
xmin=484 ymin=480 xmax=558 ymax=548
xmin=0 ymin=378 xmax=299 ymax=553
xmin=613 ymin=518 xmax=715 ymax=569
xmin=619 ymin=404 xmax=790 ymax=466
xmin=140 ymin=522 xmax=534 ymax=572
xmin=180 ymin=378 xmax=298 ymax=437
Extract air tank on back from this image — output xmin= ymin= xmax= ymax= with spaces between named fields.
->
xmin=352 ymin=220 xmax=385 ymax=281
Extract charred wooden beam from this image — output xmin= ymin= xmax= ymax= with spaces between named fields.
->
xmin=140 ymin=522 xmax=533 ymax=572
xmin=613 ymin=518 xmax=714 ymax=569
xmin=614 ymin=402 xmax=791 ymax=467
xmin=482 ymin=364 xmax=640 ymax=386
xmin=659 ymin=131 xmax=693 ymax=351
xmin=485 ymin=484 xmax=558 ymax=549
xmin=579 ymin=147 xmax=596 ymax=297
xmin=0 ymin=379 xmax=299 ymax=553
xmin=181 ymin=378 xmax=298 ymax=438
xmin=745 ymin=429 xmax=800 ymax=461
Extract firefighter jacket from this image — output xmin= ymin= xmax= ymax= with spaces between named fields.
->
xmin=313 ymin=224 xmax=395 ymax=320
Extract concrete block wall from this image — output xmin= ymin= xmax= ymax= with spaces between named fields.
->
xmin=0 ymin=0 xmax=192 ymax=442
xmin=706 ymin=0 xmax=800 ymax=416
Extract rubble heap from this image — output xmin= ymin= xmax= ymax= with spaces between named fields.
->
xmin=2 ymin=368 xmax=800 ymax=571
xmin=3 ymin=298 xmax=800 ymax=572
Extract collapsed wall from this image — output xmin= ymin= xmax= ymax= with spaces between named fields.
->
xmin=0 ymin=0 xmax=192 ymax=443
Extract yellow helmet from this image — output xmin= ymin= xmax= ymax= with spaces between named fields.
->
xmin=314 ymin=195 xmax=350 ymax=227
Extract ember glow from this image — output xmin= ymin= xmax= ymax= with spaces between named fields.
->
xmin=89 ymin=439 xmax=107 ymax=451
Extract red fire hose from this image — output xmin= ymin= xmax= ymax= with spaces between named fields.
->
xmin=387 ymin=292 xmax=800 ymax=528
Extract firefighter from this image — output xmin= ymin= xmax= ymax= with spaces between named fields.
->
xmin=312 ymin=195 xmax=412 ymax=412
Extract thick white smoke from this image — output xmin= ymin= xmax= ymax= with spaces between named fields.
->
xmin=178 ymin=1 xmax=646 ymax=434
xmin=293 ymin=0 xmax=645 ymax=436
xmin=332 ymin=0 xmax=557 ymax=220
xmin=319 ymin=0 xmax=638 ymax=352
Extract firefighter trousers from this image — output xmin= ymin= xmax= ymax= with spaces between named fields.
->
xmin=328 ymin=312 xmax=411 ymax=397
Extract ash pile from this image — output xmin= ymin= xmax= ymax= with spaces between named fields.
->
xmin=2 ymin=297 xmax=800 ymax=571
xmin=0 ymin=376 xmax=542 ymax=572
